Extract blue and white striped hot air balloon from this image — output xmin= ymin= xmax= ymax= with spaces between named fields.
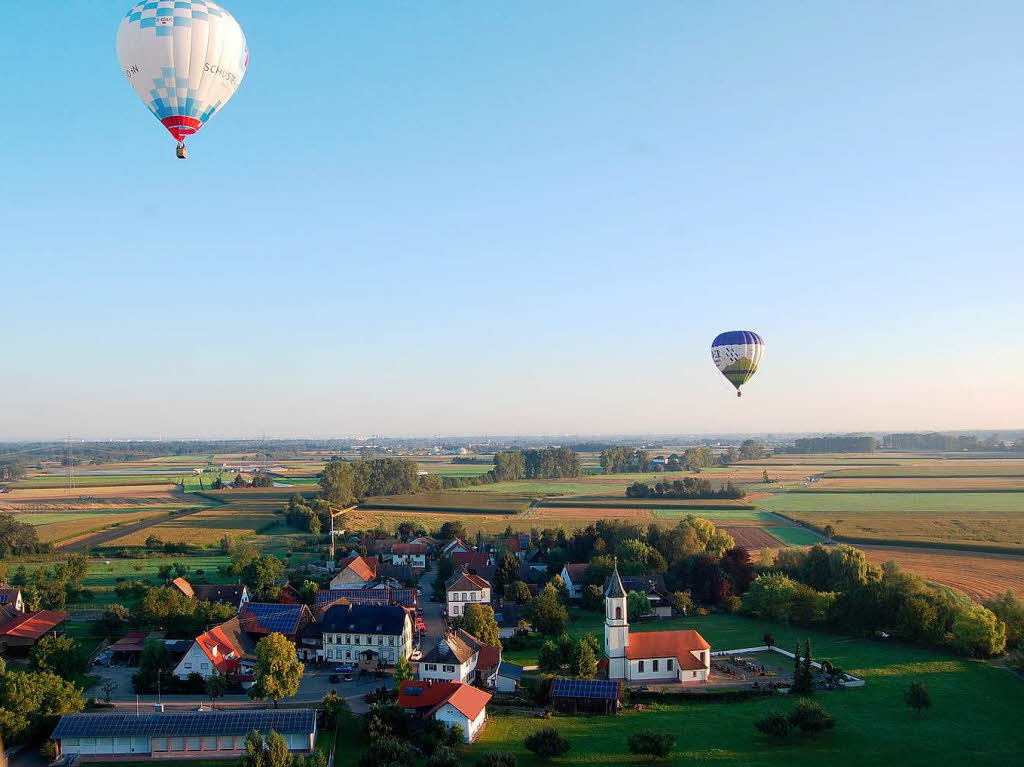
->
xmin=711 ymin=331 xmax=765 ymax=397
xmin=116 ymin=1 xmax=249 ymax=158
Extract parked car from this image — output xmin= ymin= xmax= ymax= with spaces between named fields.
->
xmin=329 ymin=674 xmax=340 ymax=683
xmin=335 ymin=664 xmax=356 ymax=673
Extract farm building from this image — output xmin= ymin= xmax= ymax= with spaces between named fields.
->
xmin=549 ymin=678 xmax=621 ymax=715
xmin=397 ymin=680 xmax=492 ymax=742
xmin=0 ymin=610 xmax=67 ymax=656
xmin=50 ymin=709 xmax=317 ymax=761
xmin=171 ymin=577 xmax=250 ymax=611
xmin=496 ymin=662 xmax=523 ymax=693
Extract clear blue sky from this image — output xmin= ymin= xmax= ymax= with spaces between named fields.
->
xmin=2 ymin=1 xmax=1021 ymax=439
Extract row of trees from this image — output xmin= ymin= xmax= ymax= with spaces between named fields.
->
xmin=779 ymin=436 xmax=877 ymax=453
xmin=320 ymin=458 xmax=421 ymax=505
xmin=0 ymin=513 xmax=52 ymax=557
xmin=625 ymin=478 xmax=744 ymax=500
xmin=2 ymin=555 xmax=90 ymax=610
xmin=742 ymin=544 xmax=1012 ymax=657
xmin=493 ymin=448 xmax=581 ymax=481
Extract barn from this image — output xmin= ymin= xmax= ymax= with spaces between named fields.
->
xmin=549 ymin=678 xmax=621 ymax=715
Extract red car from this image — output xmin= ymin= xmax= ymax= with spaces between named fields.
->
xmin=416 ymin=618 xmax=427 ymax=633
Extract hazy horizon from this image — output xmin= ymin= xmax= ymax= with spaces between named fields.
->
xmin=3 ymin=1 xmax=1022 ymax=439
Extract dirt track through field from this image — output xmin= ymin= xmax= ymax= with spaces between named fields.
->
xmin=58 ymin=503 xmax=215 ymax=551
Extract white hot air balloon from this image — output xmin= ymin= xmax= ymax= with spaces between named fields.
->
xmin=711 ymin=330 xmax=766 ymax=397
xmin=116 ymin=1 xmax=248 ymax=158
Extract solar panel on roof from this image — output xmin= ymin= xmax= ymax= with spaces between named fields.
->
xmin=551 ymin=679 xmax=620 ymax=700
xmin=51 ymin=709 xmax=317 ymax=740
xmin=405 ymin=686 xmax=423 ymax=696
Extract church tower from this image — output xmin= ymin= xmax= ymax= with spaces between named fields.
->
xmin=604 ymin=559 xmax=629 ymax=679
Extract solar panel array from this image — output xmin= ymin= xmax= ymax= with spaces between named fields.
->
xmin=242 ymin=603 xmax=304 ymax=634
xmin=315 ymin=588 xmax=416 ymax=608
xmin=550 ymin=679 xmax=621 ymax=700
xmin=51 ymin=710 xmax=317 ymax=740
xmin=404 ymin=686 xmax=424 ymax=696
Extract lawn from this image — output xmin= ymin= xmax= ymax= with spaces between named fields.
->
xmin=484 ymin=612 xmax=1024 ymax=766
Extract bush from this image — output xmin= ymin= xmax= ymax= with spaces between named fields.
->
xmin=476 ymin=753 xmax=518 ymax=767
xmin=524 ymin=728 xmax=570 ymax=759
xmin=754 ymin=711 xmax=792 ymax=737
xmin=426 ymin=747 xmax=461 ymax=767
xmin=788 ymin=699 xmax=835 ymax=732
xmin=627 ymin=730 xmax=677 ymax=758
xmin=357 ymin=737 xmax=415 ymax=767
xmin=904 ymin=681 xmax=931 ymax=715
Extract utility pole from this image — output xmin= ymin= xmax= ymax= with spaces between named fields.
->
xmin=65 ymin=437 xmax=75 ymax=495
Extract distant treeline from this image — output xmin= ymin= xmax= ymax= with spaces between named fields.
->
xmin=320 ymin=448 xmax=582 ymax=505
xmin=626 ymin=478 xmax=745 ymax=500
xmin=778 ymin=436 xmax=878 ymax=454
xmin=882 ymin=432 xmax=1017 ymax=451
xmin=451 ymin=456 xmax=493 ymax=464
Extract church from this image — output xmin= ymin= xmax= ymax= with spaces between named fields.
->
xmin=604 ymin=562 xmax=712 ymax=683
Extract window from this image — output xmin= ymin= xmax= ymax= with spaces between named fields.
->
xmin=202 ymin=737 xmax=217 ymax=751
xmin=443 ymin=665 xmax=454 ymax=673
xmin=152 ymin=738 xmax=168 ymax=752
xmin=170 ymin=738 xmax=185 ymax=752
xmin=201 ymin=662 xmax=209 ymax=670
xmin=187 ymin=737 xmax=201 ymax=752
xmin=667 ymin=658 xmax=673 ymax=671
xmin=184 ymin=662 xmax=193 ymax=669
xmin=389 ymin=637 xmax=395 ymax=646
xmin=218 ymin=736 xmax=233 ymax=751
xmin=355 ymin=636 xmax=361 ymax=645
xmin=653 ymin=659 xmax=659 ymax=672
xmin=615 ymin=606 xmax=622 ymax=620
xmin=345 ymin=635 xmax=351 ymax=644
xmin=378 ymin=636 xmax=383 ymax=645
xmin=638 ymin=660 xmax=645 ymax=673
xmin=326 ymin=650 xmax=334 ymax=659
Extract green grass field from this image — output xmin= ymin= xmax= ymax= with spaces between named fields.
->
xmin=757 ymin=491 xmax=1024 ymax=513
xmin=10 ymin=473 xmax=191 ymax=489
xmin=764 ymin=526 xmax=821 ymax=545
xmin=486 ymin=611 xmax=1024 ymax=766
xmin=653 ymin=509 xmax=777 ymax=523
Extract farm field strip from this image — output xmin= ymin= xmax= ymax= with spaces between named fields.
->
xmin=719 ymin=526 xmax=784 ymax=549
xmin=757 ymin=491 xmax=1024 ymax=513
xmin=859 ymin=546 xmax=1024 ymax=600
xmin=359 ymin=491 xmax=534 ymax=513
xmin=653 ymin=508 xmax=777 ymax=523
xmin=809 ymin=477 xmax=1024 ymax=491
xmin=764 ymin=525 xmax=822 ymax=546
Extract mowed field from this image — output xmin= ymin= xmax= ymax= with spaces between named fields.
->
xmin=0 ymin=484 xmax=184 ymax=506
xmin=719 ymin=526 xmax=784 ymax=549
xmin=359 ymin=491 xmax=534 ymax=514
xmin=860 ymin=546 xmax=1024 ymax=601
xmin=756 ymin=491 xmax=1024 ymax=551
xmin=15 ymin=508 xmax=180 ymax=544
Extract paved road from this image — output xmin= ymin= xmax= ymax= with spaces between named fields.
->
xmin=416 ymin=564 xmax=447 ymax=655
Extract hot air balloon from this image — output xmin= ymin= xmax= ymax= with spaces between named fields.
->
xmin=116 ymin=1 xmax=248 ymax=159
xmin=711 ymin=331 xmax=765 ymax=397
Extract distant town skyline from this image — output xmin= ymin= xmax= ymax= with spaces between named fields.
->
xmin=2 ymin=2 xmax=1021 ymax=439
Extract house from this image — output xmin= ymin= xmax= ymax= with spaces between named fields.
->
xmin=651 ymin=455 xmax=668 ymax=470
xmin=416 ymin=629 xmax=500 ymax=686
xmin=328 ymin=556 xmax=379 ymax=589
xmin=0 ymin=610 xmax=67 ymax=656
xmin=615 ymin=575 xmax=673 ymax=618
xmin=550 ymin=678 xmax=620 ymax=715
xmin=409 ymin=535 xmax=440 ymax=550
xmin=495 ymin=662 xmax=523 ymax=693
xmin=277 ymin=583 xmax=303 ymax=604
xmin=560 ymin=563 xmax=589 ymax=600
xmin=295 ymin=619 xmax=324 ymax=663
xmin=397 ymin=680 xmax=492 ymax=743
xmin=50 ymin=709 xmax=317 ymax=761
xmin=172 ymin=577 xmax=250 ymax=611
xmin=452 ymin=551 xmax=490 ymax=572
xmin=320 ymin=602 xmax=412 ymax=668
xmin=494 ymin=602 xmax=527 ymax=639
xmin=239 ymin=602 xmax=313 ymax=642
xmin=604 ymin=563 xmax=710 ymax=683
xmin=390 ymin=543 xmax=427 ymax=569
xmin=445 ymin=571 xmax=491 ymax=618
xmin=172 ymin=616 xmax=257 ymax=683
xmin=441 ymin=538 xmax=470 ymax=557
xmin=0 ymin=586 xmax=25 ymax=614
xmin=315 ymin=587 xmax=417 ymax=610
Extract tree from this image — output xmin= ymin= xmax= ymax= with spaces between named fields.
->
xmin=527 ymin=584 xmax=569 ymax=636
xmin=983 ymin=590 xmax=1024 ymax=650
xmin=524 ymin=728 xmax=570 ymax=760
xmin=581 ymin=584 xmax=604 ymax=611
xmin=100 ymin=679 xmax=118 ymax=704
xmin=754 ymin=711 xmax=792 ymax=737
xmin=672 ymin=591 xmax=694 ymax=615
xmin=904 ymin=681 xmax=931 ymax=715
xmin=241 ymin=730 xmax=293 ymax=767
xmin=205 ymin=673 xmax=228 ymax=709
xmin=508 ymin=581 xmax=532 ymax=605
xmin=570 ymin=640 xmax=597 ymax=679
xmin=823 ymin=524 xmax=837 ymax=540
xmin=627 ymin=730 xmax=676 ymax=759
xmin=426 ymin=746 xmax=461 ymax=767
xmin=393 ymin=655 xmax=414 ymax=686
xmin=100 ymin=604 xmax=131 ymax=633
xmin=30 ymin=635 xmax=88 ymax=681
xmin=0 ymin=669 xmax=84 ymax=745
xmin=250 ymin=633 xmax=304 ymax=708
xmin=739 ymin=440 xmax=765 ymax=460
xmin=463 ymin=603 xmax=500 ymax=646
xmin=158 ymin=564 xmax=173 ymax=585
xmin=627 ymin=591 xmax=651 ymax=618
xmin=358 ymin=736 xmax=415 ymax=767
xmin=762 ymin=632 xmax=774 ymax=649
xmin=494 ymin=552 xmax=521 ymax=597
xmin=788 ymin=699 xmax=835 ymax=732
xmin=132 ymin=638 xmax=171 ymax=694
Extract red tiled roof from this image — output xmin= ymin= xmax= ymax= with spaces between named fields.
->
xmin=503 ymin=537 xmax=522 ymax=553
xmin=171 ymin=577 xmax=195 ymax=598
xmin=625 ymin=629 xmax=710 ymax=663
xmin=0 ymin=610 xmax=67 ymax=639
xmin=444 ymin=683 xmax=492 ymax=720
xmin=452 ymin=552 xmax=489 ymax=570
xmin=339 ymin=556 xmax=378 ymax=581
xmin=397 ymin=680 xmax=491 ymax=721
xmin=447 ymin=571 xmax=491 ymax=592
xmin=109 ymin=631 xmax=150 ymax=653
xmin=562 ymin=563 xmax=588 ymax=583
xmin=391 ymin=543 xmax=426 ymax=555
xmin=476 ymin=643 xmax=502 ymax=674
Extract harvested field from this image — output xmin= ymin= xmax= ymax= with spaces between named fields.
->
xmin=832 ymin=461 xmax=1024 ymax=478
xmin=17 ymin=509 xmax=175 ymax=543
xmin=528 ymin=505 xmax=655 ymax=520
xmin=344 ymin=510 xmax=532 ymax=536
xmin=860 ymin=546 xmax=1024 ymax=601
xmin=9 ymin=474 xmax=195 ymax=489
xmin=758 ymin=491 xmax=1024 ymax=513
xmin=361 ymin=491 xmax=533 ymax=514
xmin=0 ymin=484 xmax=182 ymax=505
xmin=812 ymin=477 xmax=1024 ymax=491
xmin=720 ymin=526 xmax=783 ymax=550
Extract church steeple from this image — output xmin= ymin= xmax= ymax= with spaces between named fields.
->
xmin=604 ymin=558 xmax=629 ymax=677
